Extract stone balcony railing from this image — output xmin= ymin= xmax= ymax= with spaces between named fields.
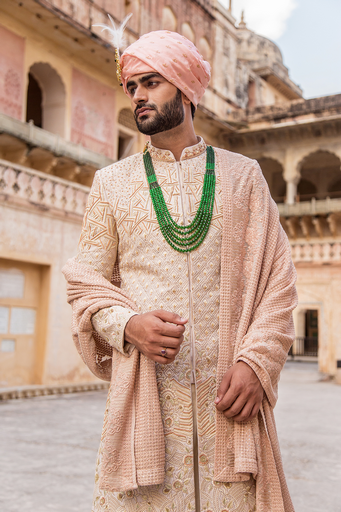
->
xmin=278 ymin=199 xmax=341 ymax=242
xmin=278 ymin=197 xmax=341 ymax=217
xmin=0 ymin=159 xmax=90 ymax=219
xmin=291 ymin=242 xmax=341 ymax=264
xmin=277 ymin=199 xmax=341 ymax=263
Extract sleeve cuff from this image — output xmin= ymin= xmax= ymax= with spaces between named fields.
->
xmin=91 ymin=306 xmax=138 ymax=357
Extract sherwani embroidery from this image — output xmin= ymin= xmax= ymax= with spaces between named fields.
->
xmin=77 ymin=138 xmax=256 ymax=511
xmin=64 ymin=137 xmax=297 ymax=512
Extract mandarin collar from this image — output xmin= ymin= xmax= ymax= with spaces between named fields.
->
xmin=145 ymin=137 xmax=207 ymax=162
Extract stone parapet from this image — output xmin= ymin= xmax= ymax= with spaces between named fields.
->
xmin=291 ymin=242 xmax=341 ymax=264
xmin=229 ymin=94 xmax=341 ymax=123
xmin=0 ymin=159 xmax=89 ymax=219
xmin=278 ymin=198 xmax=341 ymax=217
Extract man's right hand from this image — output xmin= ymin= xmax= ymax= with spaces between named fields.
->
xmin=124 ymin=310 xmax=188 ymax=364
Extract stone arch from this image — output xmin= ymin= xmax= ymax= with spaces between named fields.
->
xmin=297 ymin=150 xmax=341 ymax=201
xmin=26 ymin=73 xmax=42 ymax=128
xmin=297 ymin=179 xmax=317 ymax=198
xmin=181 ymin=22 xmax=195 ymax=43
xmin=27 ymin=62 xmax=66 ymax=137
xmin=257 ymin=156 xmax=286 ymax=202
xmin=162 ymin=6 xmax=177 ymax=32
xmin=198 ymin=36 xmax=212 ymax=63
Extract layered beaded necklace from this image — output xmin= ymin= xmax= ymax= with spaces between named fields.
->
xmin=143 ymin=145 xmax=216 ymax=253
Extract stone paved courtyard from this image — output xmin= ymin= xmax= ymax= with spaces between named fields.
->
xmin=0 ymin=361 xmax=340 ymax=512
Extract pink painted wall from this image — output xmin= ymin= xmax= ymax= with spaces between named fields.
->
xmin=71 ymin=68 xmax=116 ymax=158
xmin=0 ymin=25 xmax=25 ymax=120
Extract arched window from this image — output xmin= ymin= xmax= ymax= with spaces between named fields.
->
xmin=198 ymin=36 xmax=212 ymax=63
xmin=181 ymin=22 xmax=195 ymax=43
xmin=297 ymin=179 xmax=317 ymax=199
xmin=298 ymin=150 xmax=341 ymax=201
xmin=293 ymin=308 xmax=318 ymax=357
xmin=257 ymin=157 xmax=286 ymax=202
xmin=26 ymin=73 xmax=42 ymax=128
xmin=26 ymin=63 xmax=66 ymax=137
xmin=328 ymin=178 xmax=341 ymax=198
xmin=162 ymin=6 xmax=177 ymax=32
xmin=117 ymin=108 xmax=138 ymax=160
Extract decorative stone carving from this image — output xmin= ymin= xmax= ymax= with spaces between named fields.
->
xmin=0 ymin=26 xmax=25 ymax=121
xmin=4 ymin=69 xmax=21 ymax=100
xmin=71 ymin=69 xmax=116 ymax=159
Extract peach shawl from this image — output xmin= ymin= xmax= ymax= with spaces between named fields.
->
xmin=62 ymin=148 xmax=297 ymax=512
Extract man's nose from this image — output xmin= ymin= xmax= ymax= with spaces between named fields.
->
xmin=133 ymin=85 xmax=148 ymax=104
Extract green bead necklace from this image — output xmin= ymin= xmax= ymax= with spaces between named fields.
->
xmin=143 ymin=145 xmax=216 ymax=253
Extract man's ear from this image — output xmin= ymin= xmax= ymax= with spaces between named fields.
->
xmin=182 ymin=92 xmax=191 ymax=106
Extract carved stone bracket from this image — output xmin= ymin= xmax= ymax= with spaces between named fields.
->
xmin=300 ymin=216 xmax=312 ymax=240
xmin=285 ymin=217 xmax=299 ymax=239
xmin=282 ymin=211 xmax=341 ymax=240
xmin=327 ymin=213 xmax=339 ymax=237
xmin=312 ymin=217 xmax=324 ymax=238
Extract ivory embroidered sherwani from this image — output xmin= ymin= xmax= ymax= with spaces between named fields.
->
xmin=75 ymin=138 xmax=274 ymax=511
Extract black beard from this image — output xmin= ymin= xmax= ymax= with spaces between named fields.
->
xmin=134 ymin=89 xmax=185 ymax=135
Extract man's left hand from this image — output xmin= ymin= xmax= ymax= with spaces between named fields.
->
xmin=214 ymin=361 xmax=264 ymax=422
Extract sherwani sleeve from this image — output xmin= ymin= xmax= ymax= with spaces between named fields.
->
xmin=236 ymin=172 xmax=298 ymax=408
xmin=75 ymin=171 xmax=137 ymax=356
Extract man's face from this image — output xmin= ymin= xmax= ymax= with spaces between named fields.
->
xmin=126 ymin=73 xmax=185 ymax=135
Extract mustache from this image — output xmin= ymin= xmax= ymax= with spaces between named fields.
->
xmin=134 ymin=103 xmax=158 ymax=117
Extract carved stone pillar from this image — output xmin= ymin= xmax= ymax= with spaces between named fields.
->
xmin=286 ymin=179 xmax=298 ymax=205
xmin=283 ymin=147 xmax=301 ymax=205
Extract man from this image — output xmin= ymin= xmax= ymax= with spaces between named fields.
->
xmin=63 ymin=30 xmax=297 ymax=512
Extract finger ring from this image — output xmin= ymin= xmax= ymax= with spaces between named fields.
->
xmin=161 ymin=348 xmax=168 ymax=357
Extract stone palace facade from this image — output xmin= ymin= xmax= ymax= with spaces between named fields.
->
xmin=0 ymin=0 xmax=340 ymax=391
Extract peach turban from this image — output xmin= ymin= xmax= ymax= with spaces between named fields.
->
xmin=120 ymin=31 xmax=211 ymax=108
